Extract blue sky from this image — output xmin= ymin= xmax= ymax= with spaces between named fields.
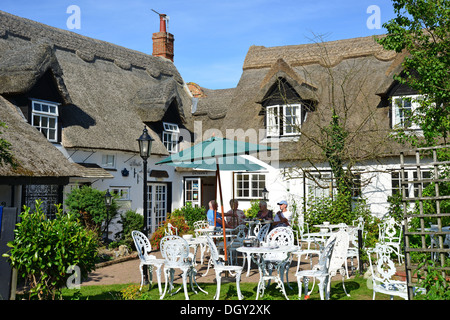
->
xmin=2 ymin=0 xmax=397 ymax=89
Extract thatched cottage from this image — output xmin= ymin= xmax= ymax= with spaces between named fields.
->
xmin=0 ymin=9 xmax=430 ymax=237
xmin=187 ymin=36 xmax=430 ymax=219
xmin=0 ymin=10 xmax=196 ymax=234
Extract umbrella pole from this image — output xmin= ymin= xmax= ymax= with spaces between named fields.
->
xmin=216 ymin=163 xmax=228 ymax=262
xmin=214 ymin=170 xmax=218 ymax=228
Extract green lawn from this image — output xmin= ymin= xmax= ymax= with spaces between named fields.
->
xmin=61 ymin=276 xmax=402 ymax=300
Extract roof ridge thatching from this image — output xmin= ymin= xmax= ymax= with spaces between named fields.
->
xmin=0 ymin=10 xmax=194 ymax=156
xmin=0 ymin=10 xmax=183 ymax=83
xmin=243 ymin=35 xmax=397 ymax=70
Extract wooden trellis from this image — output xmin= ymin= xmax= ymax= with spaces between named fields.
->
xmin=400 ymin=145 xmax=450 ymax=299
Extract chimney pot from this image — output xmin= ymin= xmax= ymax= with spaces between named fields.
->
xmin=159 ymin=14 xmax=167 ymax=32
xmin=152 ymin=13 xmax=174 ymax=62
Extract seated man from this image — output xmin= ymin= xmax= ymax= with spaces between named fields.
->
xmin=272 ymin=200 xmax=291 ymax=229
xmin=206 ymin=200 xmax=230 ymax=228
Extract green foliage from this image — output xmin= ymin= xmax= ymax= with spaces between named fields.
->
xmin=3 ymin=200 xmax=98 ymax=300
xmin=64 ymin=185 xmax=119 ymax=237
xmin=304 ymin=194 xmax=379 ymax=262
xmin=243 ymin=200 xmax=260 ymax=218
xmin=386 ymin=193 xmax=405 ymax=224
xmin=305 ymin=193 xmax=371 ymax=227
xmin=116 ymin=210 xmax=144 ymax=250
xmin=150 ymin=215 xmax=190 ymax=250
xmin=0 ymin=122 xmax=17 ymax=168
xmin=377 ymin=0 xmax=450 ymax=146
xmin=171 ymin=202 xmax=206 ymax=229
xmin=414 ymin=259 xmax=450 ymax=300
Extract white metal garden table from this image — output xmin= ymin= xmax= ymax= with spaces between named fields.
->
xmin=236 ymin=245 xmax=298 ymax=300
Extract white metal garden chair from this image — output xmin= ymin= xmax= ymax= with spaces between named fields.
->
xmin=159 ymin=235 xmax=207 ymax=300
xmin=193 ymin=220 xmax=210 ymax=264
xmin=243 ymin=223 xmax=270 ymax=276
xmin=262 ymin=226 xmax=296 ymax=289
xmin=292 ymin=221 xmax=322 ymax=273
xmin=164 ymin=222 xmax=178 ymax=236
xmin=367 ymin=243 xmax=408 ymax=300
xmin=296 ymin=228 xmax=350 ymax=300
xmin=296 ymin=237 xmax=336 ymax=300
xmin=225 ymin=224 xmax=248 ymax=265
xmin=205 ymin=235 xmax=244 ymax=300
xmin=131 ymin=230 xmax=165 ymax=295
xmin=379 ymin=217 xmax=403 ymax=264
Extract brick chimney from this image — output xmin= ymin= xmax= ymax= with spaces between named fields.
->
xmin=152 ymin=13 xmax=174 ymax=62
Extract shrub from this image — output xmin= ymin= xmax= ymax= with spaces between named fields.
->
xmin=244 ymin=200 xmax=260 ymax=219
xmin=64 ymin=185 xmax=119 ymax=238
xmin=116 ymin=210 xmax=144 ymax=250
xmin=171 ymin=202 xmax=206 ymax=229
xmin=3 ymin=200 xmax=98 ymax=300
xmin=305 ymin=193 xmax=371 ymax=229
xmin=150 ymin=215 xmax=190 ymax=250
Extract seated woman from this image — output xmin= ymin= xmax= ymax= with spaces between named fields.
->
xmin=256 ymin=201 xmax=273 ymax=220
xmin=224 ymin=199 xmax=246 ymax=229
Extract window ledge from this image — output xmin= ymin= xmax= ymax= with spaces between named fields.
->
xmin=260 ymin=135 xmax=300 ymax=143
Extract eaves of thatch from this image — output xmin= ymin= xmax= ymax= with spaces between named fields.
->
xmin=194 ymin=35 xmax=412 ymax=163
xmin=0 ymin=10 xmax=193 ymax=157
xmin=0 ymin=96 xmax=83 ymax=179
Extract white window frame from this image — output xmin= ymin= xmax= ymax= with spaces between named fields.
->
xmin=101 ymin=154 xmax=115 ymax=169
xmin=234 ymin=172 xmax=266 ymax=199
xmin=391 ymin=169 xmax=431 ymax=198
xmin=266 ymin=104 xmax=301 ymax=137
xmin=307 ymin=172 xmax=333 ymax=200
xmin=391 ymin=171 xmax=409 ymax=197
xmin=392 ymin=94 xmax=422 ymax=130
xmin=31 ymin=99 xmax=59 ymax=142
xmin=111 ymin=187 xmax=130 ymax=200
xmin=163 ymin=122 xmax=179 ymax=153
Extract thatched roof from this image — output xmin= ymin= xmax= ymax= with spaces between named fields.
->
xmin=0 ymin=96 xmax=83 ymax=178
xmin=0 ymin=10 xmax=194 ymax=159
xmin=193 ymin=35 xmax=410 ymax=163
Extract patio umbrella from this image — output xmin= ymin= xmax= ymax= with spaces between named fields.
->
xmin=155 ymin=136 xmax=274 ymax=261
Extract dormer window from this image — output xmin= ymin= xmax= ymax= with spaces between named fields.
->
xmin=163 ymin=122 xmax=179 ymax=153
xmin=31 ymin=99 xmax=59 ymax=142
xmin=392 ymin=95 xmax=422 ymax=130
xmin=266 ymin=104 xmax=301 ymax=137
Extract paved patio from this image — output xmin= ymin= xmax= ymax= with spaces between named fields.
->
xmin=81 ymin=248 xmax=355 ymax=287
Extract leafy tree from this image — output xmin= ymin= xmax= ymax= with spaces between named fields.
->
xmin=376 ymin=0 xmax=450 ymax=147
xmin=3 ymin=200 xmax=98 ymax=300
xmin=64 ymin=185 xmax=119 ymax=238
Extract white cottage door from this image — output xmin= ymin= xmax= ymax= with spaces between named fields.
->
xmin=148 ymin=183 xmax=167 ymax=234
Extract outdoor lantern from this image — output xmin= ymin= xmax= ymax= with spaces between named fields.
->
xmin=262 ymin=187 xmax=269 ymax=201
xmin=137 ymin=127 xmax=153 ymax=161
xmin=137 ymin=126 xmax=154 ymax=285
xmin=104 ymin=189 xmax=112 ymax=208
xmin=104 ymin=189 xmax=112 ymax=243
